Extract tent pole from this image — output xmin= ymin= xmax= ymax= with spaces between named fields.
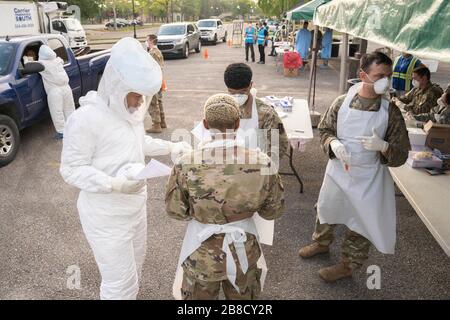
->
xmin=307 ymin=25 xmax=319 ymax=110
xmin=339 ymin=33 xmax=349 ymax=94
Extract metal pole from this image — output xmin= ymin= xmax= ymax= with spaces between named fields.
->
xmin=307 ymin=25 xmax=319 ymax=110
xmin=339 ymin=33 xmax=349 ymax=94
xmin=132 ymin=0 xmax=137 ymax=39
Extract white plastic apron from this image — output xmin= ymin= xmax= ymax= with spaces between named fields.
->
xmin=317 ymin=83 xmax=396 ymax=254
xmin=172 ymin=139 xmax=274 ymax=300
xmin=191 ymin=89 xmax=260 ymax=150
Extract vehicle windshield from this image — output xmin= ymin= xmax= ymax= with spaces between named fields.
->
xmin=158 ymin=25 xmax=186 ymax=35
xmin=198 ymin=21 xmax=216 ymax=28
xmin=65 ymin=19 xmax=83 ymax=31
xmin=0 ymin=43 xmax=15 ymax=76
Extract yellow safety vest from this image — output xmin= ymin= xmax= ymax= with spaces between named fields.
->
xmin=392 ymin=56 xmax=418 ymax=92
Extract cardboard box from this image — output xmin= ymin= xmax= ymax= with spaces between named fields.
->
xmin=284 ymin=67 xmax=298 ymax=77
xmin=407 ymin=127 xmax=427 ymax=147
xmin=424 ymin=121 xmax=450 ymax=154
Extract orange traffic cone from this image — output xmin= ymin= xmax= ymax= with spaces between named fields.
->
xmin=203 ymin=48 xmax=209 ymax=59
xmin=161 ymin=79 xmax=167 ymax=92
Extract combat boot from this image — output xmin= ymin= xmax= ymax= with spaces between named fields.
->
xmin=318 ymin=260 xmax=356 ymax=283
xmin=298 ymin=242 xmax=329 ymax=258
xmin=146 ymin=123 xmax=162 ymax=133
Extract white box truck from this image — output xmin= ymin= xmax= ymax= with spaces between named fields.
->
xmin=0 ymin=1 xmax=87 ymax=49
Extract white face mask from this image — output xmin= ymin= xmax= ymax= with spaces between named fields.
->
xmin=23 ymin=56 xmax=34 ymax=63
xmin=232 ymin=94 xmax=249 ymax=106
xmin=124 ymin=96 xmax=144 ymax=113
xmin=363 ymin=71 xmax=391 ymax=95
xmin=128 ymin=106 xmax=139 ymax=114
xmin=412 ymin=79 xmax=420 ymax=88
xmin=123 ymin=96 xmax=147 ymax=124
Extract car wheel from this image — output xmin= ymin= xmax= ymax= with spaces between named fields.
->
xmin=0 ymin=114 xmax=20 ymax=167
xmin=183 ymin=43 xmax=189 ymax=59
xmin=223 ymin=32 xmax=227 ymax=42
xmin=195 ymin=41 xmax=201 ymax=53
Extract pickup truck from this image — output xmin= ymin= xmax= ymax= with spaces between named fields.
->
xmin=197 ymin=19 xmax=227 ymax=45
xmin=0 ymin=34 xmax=110 ymax=167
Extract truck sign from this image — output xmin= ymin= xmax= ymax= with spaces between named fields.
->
xmin=0 ymin=1 xmax=41 ymax=37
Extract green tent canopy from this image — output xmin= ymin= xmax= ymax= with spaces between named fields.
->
xmin=313 ymin=0 xmax=450 ymax=62
xmin=287 ymin=0 xmax=332 ymax=21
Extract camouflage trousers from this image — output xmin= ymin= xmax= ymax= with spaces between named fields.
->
xmin=149 ymin=91 xmax=164 ymax=124
xmin=181 ymin=265 xmax=262 ymax=300
xmin=312 ymin=214 xmax=371 ymax=266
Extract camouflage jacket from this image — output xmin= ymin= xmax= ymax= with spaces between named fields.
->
xmin=414 ymin=104 xmax=450 ymax=125
xmin=165 ymin=143 xmax=284 ymax=281
xmin=149 ymin=47 xmax=164 ymax=69
xmin=319 ymin=94 xmax=410 ymax=167
xmin=414 ymin=83 xmax=450 ymax=124
xmin=399 ymin=82 xmax=443 ymax=115
xmin=243 ymin=98 xmax=289 ymax=159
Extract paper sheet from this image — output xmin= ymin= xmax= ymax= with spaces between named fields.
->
xmin=135 ymin=159 xmax=172 ymax=180
xmin=191 ymin=121 xmax=212 ymax=142
xmin=276 ymin=110 xmax=288 ymax=119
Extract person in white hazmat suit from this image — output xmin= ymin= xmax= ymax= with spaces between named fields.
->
xmin=38 ymin=45 xmax=75 ymax=139
xmin=60 ymin=37 xmax=191 ymax=300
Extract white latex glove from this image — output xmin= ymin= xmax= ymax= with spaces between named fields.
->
xmin=111 ymin=175 xmax=146 ymax=194
xmin=357 ymin=128 xmax=389 ymax=153
xmin=330 ymin=139 xmax=350 ymax=163
xmin=393 ymin=97 xmax=407 ymax=110
xmin=170 ymin=141 xmax=192 ymax=157
xmin=119 ymin=163 xmax=146 ymax=180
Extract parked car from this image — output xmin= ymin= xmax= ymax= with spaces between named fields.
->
xmin=197 ymin=19 xmax=227 ymax=45
xmin=157 ymin=23 xmax=201 ymax=59
xmin=105 ymin=18 xmax=129 ymax=28
xmin=0 ymin=34 xmax=110 ymax=167
xmin=130 ymin=19 xmax=143 ymax=26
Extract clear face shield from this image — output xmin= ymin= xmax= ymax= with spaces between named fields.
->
xmin=124 ymin=92 xmax=151 ymax=124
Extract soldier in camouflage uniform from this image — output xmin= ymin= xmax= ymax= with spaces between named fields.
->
xmin=224 ymin=63 xmax=289 ymax=161
xmin=412 ymin=90 xmax=450 ymax=125
xmin=299 ymin=52 xmax=410 ymax=283
xmin=166 ymin=94 xmax=284 ymax=300
xmin=392 ymin=66 xmax=443 ymax=116
xmin=146 ymin=34 xmax=166 ymax=133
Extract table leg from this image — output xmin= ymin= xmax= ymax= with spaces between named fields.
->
xmin=279 ymin=146 xmax=304 ymax=193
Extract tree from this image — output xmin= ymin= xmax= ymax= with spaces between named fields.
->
xmin=257 ymin=0 xmax=300 ymax=17
xmin=179 ymin=0 xmax=200 ymax=21
xmin=232 ymin=0 xmax=254 ymax=17
xmin=67 ymin=0 xmax=104 ymax=22
xmin=150 ymin=0 xmax=170 ymax=21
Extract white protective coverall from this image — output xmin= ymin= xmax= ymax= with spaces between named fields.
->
xmin=38 ymin=45 xmax=75 ymax=134
xmin=60 ymin=37 xmax=190 ymax=300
